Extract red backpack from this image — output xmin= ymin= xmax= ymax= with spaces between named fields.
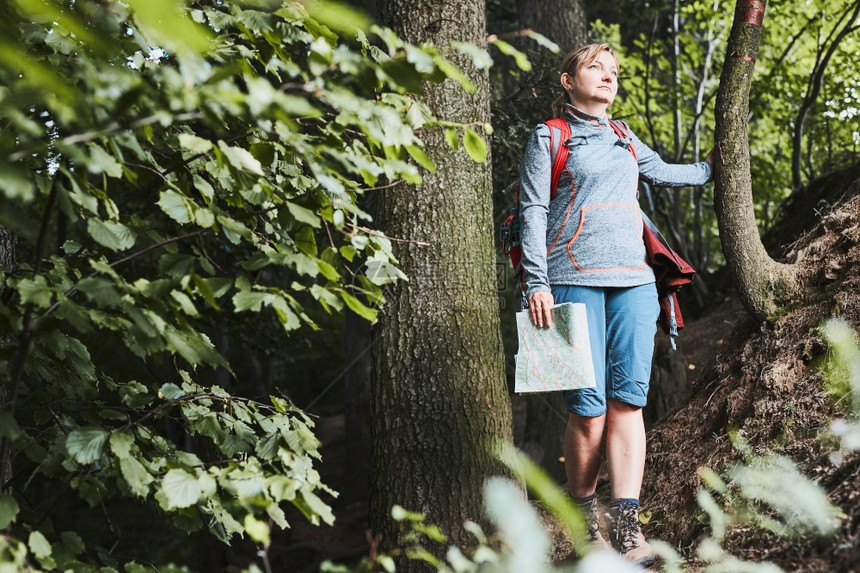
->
xmin=499 ymin=118 xmax=572 ymax=289
xmin=499 ymin=118 xmax=695 ymax=346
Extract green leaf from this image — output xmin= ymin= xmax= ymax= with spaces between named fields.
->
xmin=0 ymin=411 xmax=21 ymax=440
xmin=160 ymin=383 xmax=186 ymax=400
xmin=340 ymin=291 xmax=377 ymax=322
xmin=87 ymin=219 xmax=137 ymax=251
xmin=192 ymin=275 xmax=228 ymax=310
xmin=294 ymin=226 xmax=317 ymax=256
xmin=256 ymin=433 xmax=281 ymax=461
xmin=406 ymin=145 xmax=436 ymax=172
xmin=0 ymin=162 xmax=35 ymax=200
xmin=192 ymin=413 xmax=222 ymax=440
xmin=28 ymin=530 xmax=52 ymax=560
xmin=195 ymin=208 xmax=215 ymax=228
xmin=490 ymin=38 xmax=532 ymax=71
xmin=433 ymin=56 xmax=476 ymax=92
xmin=158 ymin=190 xmax=192 ymax=224
xmin=60 ymin=531 xmax=85 ymax=556
xmin=178 ymin=133 xmax=213 ymax=154
xmin=86 ymin=144 xmax=123 ymax=178
xmin=233 ymin=290 xmax=270 ymax=312
xmin=171 ymin=291 xmax=200 ymax=317
xmin=159 ymin=469 xmax=203 ymax=510
xmin=317 ymin=260 xmax=340 ymax=282
xmin=109 ymin=431 xmax=134 ymax=459
xmin=66 ymin=427 xmax=108 ymax=464
xmin=237 ymin=9 xmax=273 ymax=33
xmin=340 ymin=244 xmax=358 ymax=262
xmin=444 ymin=128 xmax=460 ymax=151
xmin=125 ymin=0 xmax=212 ymax=55
xmin=267 ymin=503 xmax=288 ymax=529
xmin=219 ymin=141 xmax=264 ymax=176
xmin=525 ymin=30 xmax=560 ymax=53
xmin=120 ymin=456 xmax=155 ymax=498
xmin=244 ymin=514 xmax=270 ymax=544
xmin=298 ymin=487 xmax=335 ymax=526
xmin=305 ymin=0 xmax=371 ymax=35
xmin=366 ymin=259 xmax=405 ymax=285
xmin=193 ymin=174 xmax=215 ymax=201
xmin=0 ymin=495 xmax=19 ymax=529
xmin=78 ymin=277 xmax=122 ymax=307
xmin=17 ymin=276 xmax=52 ymax=308
xmin=463 ymin=128 xmax=488 ymax=163
xmin=217 ymin=216 xmax=252 ymax=243
xmin=120 ymin=381 xmax=151 ymax=408
xmin=450 ymin=40 xmax=493 ymax=70
xmin=164 ymin=328 xmax=216 ymax=365
xmin=286 ymin=202 xmax=321 ymax=229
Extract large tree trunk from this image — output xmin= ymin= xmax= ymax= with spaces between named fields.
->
xmin=516 ymin=0 xmax=586 ymax=53
xmin=714 ymin=0 xmax=797 ymax=321
xmin=371 ymin=0 xmax=514 ymax=561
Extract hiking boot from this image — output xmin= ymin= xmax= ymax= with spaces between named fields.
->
xmin=608 ymin=502 xmax=657 ymax=567
xmin=577 ymin=496 xmax=611 ymax=551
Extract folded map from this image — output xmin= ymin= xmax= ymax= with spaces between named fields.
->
xmin=514 ymin=302 xmax=596 ymax=394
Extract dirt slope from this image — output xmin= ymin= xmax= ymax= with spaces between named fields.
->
xmin=643 ymin=176 xmax=860 ymax=571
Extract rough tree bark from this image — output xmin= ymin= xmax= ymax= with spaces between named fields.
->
xmin=516 ymin=0 xmax=586 ymax=53
xmin=371 ymin=0 xmax=514 ymax=560
xmin=714 ymin=0 xmax=797 ymax=321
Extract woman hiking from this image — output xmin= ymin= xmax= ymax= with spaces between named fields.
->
xmin=518 ymin=42 xmax=713 ymax=566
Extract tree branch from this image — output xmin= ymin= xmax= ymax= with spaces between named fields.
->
xmin=7 ymin=112 xmax=203 ymax=164
xmin=41 ymin=230 xmax=207 ymax=318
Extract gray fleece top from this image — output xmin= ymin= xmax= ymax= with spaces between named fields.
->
xmin=519 ymin=105 xmax=712 ymax=298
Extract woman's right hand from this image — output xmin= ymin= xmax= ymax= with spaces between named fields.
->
xmin=528 ymin=291 xmax=554 ymax=329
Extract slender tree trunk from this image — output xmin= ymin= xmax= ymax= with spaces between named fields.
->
xmin=371 ymin=0 xmax=514 ymax=561
xmin=342 ymin=309 xmax=372 ymax=504
xmin=714 ymin=0 xmax=797 ymax=321
xmin=0 ymin=225 xmax=16 ymax=491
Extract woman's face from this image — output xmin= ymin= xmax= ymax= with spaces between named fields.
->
xmin=561 ymin=50 xmax=619 ymax=111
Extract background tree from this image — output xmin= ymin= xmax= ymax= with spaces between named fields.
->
xmin=786 ymin=0 xmax=860 ymax=191
xmin=485 ymin=0 xmax=586 ymax=485
xmin=370 ymin=0 xmax=514 ymax=559
xmin=507 ymin=0 xmax=587 ymax=486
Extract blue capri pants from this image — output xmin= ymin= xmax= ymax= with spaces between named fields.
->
xmin=551 ymin=283 xmax=660 ymax=417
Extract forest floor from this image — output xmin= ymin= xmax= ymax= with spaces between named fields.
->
xmin=636 ymin=173 xmax=860 ymax=572
xmin=284 ymin=169 xmax=860 ymax=572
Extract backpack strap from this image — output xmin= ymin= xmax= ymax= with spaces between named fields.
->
xmin=544 ymin=118 xmax=571 ymax=200
xmin=608 ymin=119 xmax=637 ymax=161
xmin=543 ymin=118 xmax=635 ymax=197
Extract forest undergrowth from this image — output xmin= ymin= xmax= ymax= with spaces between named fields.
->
xmin=639 ymin=171 xmax=860 ymax=571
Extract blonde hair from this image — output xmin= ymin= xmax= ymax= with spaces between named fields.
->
xmin=551 ymin=43 xmax=619 ymax=117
